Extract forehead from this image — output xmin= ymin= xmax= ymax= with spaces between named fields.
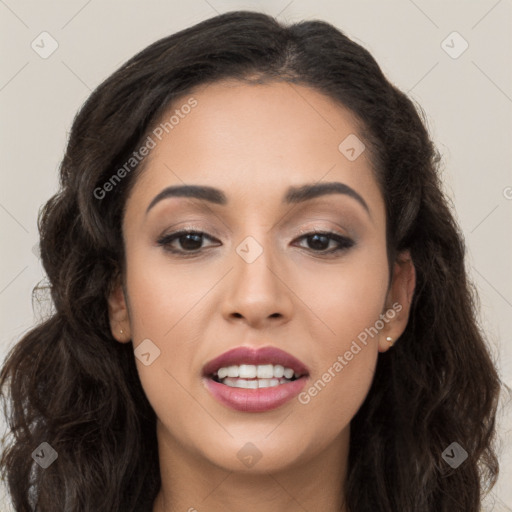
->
xmin=125 ymin=80 xmax=383 ymax=218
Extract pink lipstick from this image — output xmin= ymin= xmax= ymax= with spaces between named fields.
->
xmin=202 ymin=346 xmax=309 ymax=412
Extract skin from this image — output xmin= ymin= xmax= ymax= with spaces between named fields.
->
xmin=108 ymin=80 xmax=416 ymax=512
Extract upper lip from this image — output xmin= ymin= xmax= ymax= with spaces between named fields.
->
xmin=202 ymin=346 xmax=310 ymax=377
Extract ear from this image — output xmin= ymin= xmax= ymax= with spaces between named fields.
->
xmin=107 ymin=277 xmax=132 ymax=344
xmin=378 ymin=249 xmax=416 ymax=353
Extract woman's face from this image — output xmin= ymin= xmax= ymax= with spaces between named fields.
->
xmin=109 ymin=80 xmax=414 ymax=473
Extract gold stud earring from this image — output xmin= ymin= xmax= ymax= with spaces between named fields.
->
xmin=120 ymin=329 xmax=124 ymax=335
xmin=386 ymin=336 xmax=394 ymax=346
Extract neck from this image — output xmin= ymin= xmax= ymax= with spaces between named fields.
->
xmin=152 ymin=421 xmax=350 ymax=512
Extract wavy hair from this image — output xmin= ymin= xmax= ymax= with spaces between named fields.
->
xmin=0 ymin=10 xmax=502 ymax=511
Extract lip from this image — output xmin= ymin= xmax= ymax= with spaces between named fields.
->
xmin=202 ymin=346 xmax=310 ymax=413
xmin=202 ymin=346 xmax=310 ymax=377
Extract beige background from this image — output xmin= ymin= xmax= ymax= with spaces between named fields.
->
xmin=1 ymin=0 xmax=511 ymax=509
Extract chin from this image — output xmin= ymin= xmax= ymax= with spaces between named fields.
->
xmin=193 ymin=429 xmax=313 ymax=474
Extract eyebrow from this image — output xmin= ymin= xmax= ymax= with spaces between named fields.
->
xmin=145 ymin=181 xmax=370 ymax=215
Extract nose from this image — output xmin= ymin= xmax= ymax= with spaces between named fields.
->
xmin=220 ymin=237 xmax=294 ymax=329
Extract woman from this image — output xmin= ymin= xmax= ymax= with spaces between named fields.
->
xmin=0 ymin=10 xmax=501 ymax=512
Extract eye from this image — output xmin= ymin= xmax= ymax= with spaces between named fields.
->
xmin=156 ymin=229 xmax=355 ymax=258
xmin=157 ymin=230 xmax=219 ymax=255
xmin=293 ymin=231 xmax=355 ymax=255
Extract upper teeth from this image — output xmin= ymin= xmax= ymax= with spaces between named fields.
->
xmin=216 ymin=364 xmax=298 ymax=380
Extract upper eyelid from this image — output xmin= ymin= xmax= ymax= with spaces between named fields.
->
xmin=157 ymin=227 xmax=352 ymax=247
xmin=159 ymin=226 xmax=348 ymax=238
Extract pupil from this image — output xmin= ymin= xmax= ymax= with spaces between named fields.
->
xmin=181 ymin=233 xmax=202 ymax=250
xmin=309 ymin=234 xmax=328 ymax=250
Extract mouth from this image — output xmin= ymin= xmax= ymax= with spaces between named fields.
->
xmin=202 ymin=346 xmax=310 ymax=412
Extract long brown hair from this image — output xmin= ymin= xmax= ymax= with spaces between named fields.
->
xmin=0 ymin=11 xmax=501 ymax=511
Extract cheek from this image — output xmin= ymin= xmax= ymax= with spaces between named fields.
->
xmin=125 ymin=243 xmax=213 ymax=341
xmin=126 ymin=264 xmax=206 ymax=376
xmin=125 ymin=264 xmax=211 ymax=452
xmin=292 ymin=248 xmax=388 ymax=430
xmin=122 ymin=251 xmax=202 ymax=413
xmin=299 ymin=241 xmax=389 ymax=353
xmin=295 ymin=346 xmax=377 ymax=455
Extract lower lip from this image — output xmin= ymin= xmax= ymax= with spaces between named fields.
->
xmin=203 ymin=376 xmax=309 ymax=412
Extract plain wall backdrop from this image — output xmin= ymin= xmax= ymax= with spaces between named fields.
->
xmin=1 ymin=0 xmax=511 ymax=510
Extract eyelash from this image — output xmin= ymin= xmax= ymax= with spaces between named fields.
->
xmin=156 ymin=229 xmax=355 ymax=258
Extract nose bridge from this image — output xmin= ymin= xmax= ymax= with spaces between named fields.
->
xmin=221 ymin=228 xmax=293 ymax=326
xmin=234 ymin=231 xmax=279 ymax=297
xmin=231 ymin=207 xmax=278 ymax=275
